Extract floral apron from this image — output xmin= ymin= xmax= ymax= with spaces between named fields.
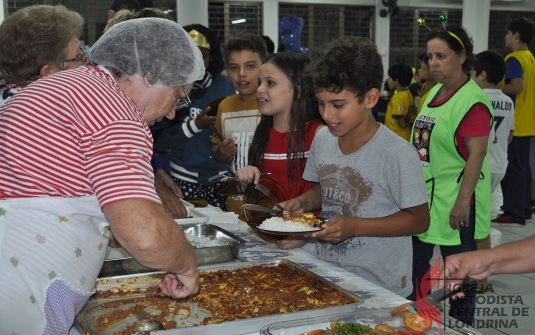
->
xmin=0 ymin=195 xmax=109 ymax=335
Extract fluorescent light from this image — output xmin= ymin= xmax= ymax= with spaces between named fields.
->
xmin=231 ymin=19 xmax=246 ymax=24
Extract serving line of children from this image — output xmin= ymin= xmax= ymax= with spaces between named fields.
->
xmin=227 ymin=22 xmax=530 ymax=329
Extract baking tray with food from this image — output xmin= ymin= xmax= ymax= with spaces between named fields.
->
xmin=99 ymin=223 xmax=245 ymax=277
xmin=76 ymin=259 xmax=360 ymax=335
xmin=260 ymin=307 xmax=482 ymax=335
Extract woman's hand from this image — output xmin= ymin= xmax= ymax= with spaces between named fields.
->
xmin=158 ymin=269 xmax=200 ymax=299
xmin=449 ymin=198 xmax=470 ymax=230
xmin=236 ymin=166 xmax=261 ymax=184
xmin=156 ymin=168 xmax=183 ymax=198
xmin=154 ymin=170 xmax=188 ymax=219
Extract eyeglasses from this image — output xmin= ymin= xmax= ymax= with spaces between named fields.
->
xmin=63 ymin=46 xmax=88 ymax=64
xmin=174 ymin=85 xmax=192 ymax=109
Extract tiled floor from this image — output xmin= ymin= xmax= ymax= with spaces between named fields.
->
xmin=431 ymin=186 xmax=535 ymax=335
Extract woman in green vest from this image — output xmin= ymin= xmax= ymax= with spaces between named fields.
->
xmin=409 ymin=25 xmax=493 ymax=326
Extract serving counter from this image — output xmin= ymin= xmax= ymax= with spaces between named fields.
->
xmin=71 ymin=220 xmax=410 ymax=335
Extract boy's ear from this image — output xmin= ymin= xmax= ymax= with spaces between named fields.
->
xmin=479 ymin=70 xmax=488 ymax=80
xmin=365 ymin=88 xmax=380 ymax=109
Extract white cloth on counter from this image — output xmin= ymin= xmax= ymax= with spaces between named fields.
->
xmin=195 ymin=207 xmax=240 ymax=231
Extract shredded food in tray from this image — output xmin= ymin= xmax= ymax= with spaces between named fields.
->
xmin=85 ymin=262 xmax=358 ymax=335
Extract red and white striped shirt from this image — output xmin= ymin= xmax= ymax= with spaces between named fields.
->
xmin=0 ymin=65 xmax=161 ymax=208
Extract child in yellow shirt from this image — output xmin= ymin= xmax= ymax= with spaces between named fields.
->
xmin=385 ymin=63 xmax=414 ymax=141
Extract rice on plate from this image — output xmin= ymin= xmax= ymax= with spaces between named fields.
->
xmin=258 ymin=217 xmax=321 ymax=232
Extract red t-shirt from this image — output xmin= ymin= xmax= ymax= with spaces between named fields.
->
xmin=0 ymin=65 xmax=160 ymax=208
xmin=430 ymin=91 xmax=491 ymax=160
xmin=262 ymin=119 xmax=323 ymax=199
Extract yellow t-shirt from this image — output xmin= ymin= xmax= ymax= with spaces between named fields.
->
xmin=385 ymin=89 xmax=412 ymax=141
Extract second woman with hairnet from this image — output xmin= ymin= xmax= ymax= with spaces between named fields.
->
xmin=0 ymin=18 xmax=204 ymax=335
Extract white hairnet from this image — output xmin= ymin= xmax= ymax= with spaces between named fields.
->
xmin=90 ymin=18 xmax=204 ymax=87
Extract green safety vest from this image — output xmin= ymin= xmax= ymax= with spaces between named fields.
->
xmin=411 ymin=79 xmax=493 ymax=245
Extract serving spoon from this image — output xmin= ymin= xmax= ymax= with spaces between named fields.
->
xmin=134 ymin=311 xmax=164 ymax=334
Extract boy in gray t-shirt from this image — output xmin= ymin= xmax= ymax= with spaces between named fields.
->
xmin=277 ymin=36 xmax=429 ymax=298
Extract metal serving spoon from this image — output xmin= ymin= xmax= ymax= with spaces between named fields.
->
xmin=134 ymin=311 xmax=164 ymax=334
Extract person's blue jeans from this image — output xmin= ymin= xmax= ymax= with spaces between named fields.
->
xmin=409 ymin=205 xmax=477 ymax=326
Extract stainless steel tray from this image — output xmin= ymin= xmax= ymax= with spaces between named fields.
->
xmin=76 ymin=259 xmax=360 ymax=335
xmin=260 ymin=307 xmax=482 ymax=335
xmin=99 ymin=223 xmax=245 ymax=277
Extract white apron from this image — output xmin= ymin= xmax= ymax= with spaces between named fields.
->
xmin=0 ymin=195 xmax=109 ymax=335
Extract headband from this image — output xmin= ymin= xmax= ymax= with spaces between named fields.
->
xmin=189 ymin=29 xmax=210 ymax=50
xmin=447 ymin=31 xmax=465 ymax=49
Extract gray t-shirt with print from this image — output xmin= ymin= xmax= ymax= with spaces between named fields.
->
xmin=303 ymin=124 xmax=428 ymax=298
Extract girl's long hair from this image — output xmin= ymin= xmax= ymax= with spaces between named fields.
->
xmin=248 ymin=52 xmax=322 ymax=194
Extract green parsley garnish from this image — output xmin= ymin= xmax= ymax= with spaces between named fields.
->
xmin=323 ymin=321 xmax=373 ymax=334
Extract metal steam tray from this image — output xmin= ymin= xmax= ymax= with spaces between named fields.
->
xmin=99 ymin=223 xmax=245 ymax=277
xmin=76 ymin=259 xmax=360 ymax=335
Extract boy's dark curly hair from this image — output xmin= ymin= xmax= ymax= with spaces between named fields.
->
xmin=224 ymin=32 xmax=268 ymax=65
xmin=183 ymin=24 xmax=225 ymax=78
xmin=302 ymin=36 xmax=383 ymax=103
xmin=425 ymin=25 xmax=474 ymax=76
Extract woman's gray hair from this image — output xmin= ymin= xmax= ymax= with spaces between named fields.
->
xmin=91 ymin=18 xmax=204 ymax=87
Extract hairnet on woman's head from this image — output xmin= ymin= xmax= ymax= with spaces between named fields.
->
xmin=90 ymin=18 xmax=204 ymax=87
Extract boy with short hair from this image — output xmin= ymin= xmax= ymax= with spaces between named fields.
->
xmin=385 ymin=63 xmax=415 ymax=141
xmin=211 ymin=32 xmax=267 ymax=171
xmin=278 ymin=36 xmax=429 ymax=298
xmin=471 ymin=50 xmax=514 ymax=291
xmin=471 ymin=51 xmax=514 ymax=192
xmin=211 ymin=33 xmax=267 ymax=214
xmin=493 ymin=17 xmax=535 ymax=225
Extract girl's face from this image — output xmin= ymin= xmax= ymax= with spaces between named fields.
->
xmin=257 ymin=62 xmax=294 ymax=118
xmin=427 ymin=38 xmax=466 ymax=84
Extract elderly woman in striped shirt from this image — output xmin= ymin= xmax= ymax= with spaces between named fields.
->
xmin=0 ymin=18 xmax=204 ymax=335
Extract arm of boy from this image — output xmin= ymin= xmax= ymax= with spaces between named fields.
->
xmin=236 ymin=165 xmax=261 ymax=184
xmin=306 ymin=203 xmax=429 ymax=243
xmin=211 ymin=138 xmax=237 ymax=162
xmin=194 ymin=106 xmax=216 ymax=130
xmin=276 ymin=184 xmax=323 ymax=250
xmin=281 ymin=183 xmax=323 ymax=215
